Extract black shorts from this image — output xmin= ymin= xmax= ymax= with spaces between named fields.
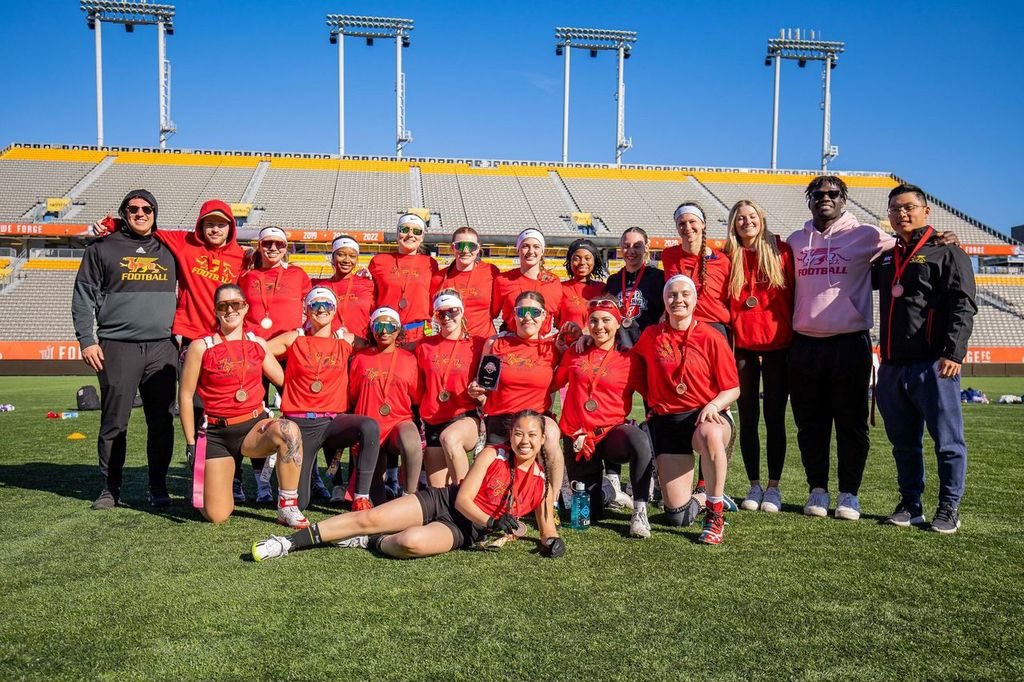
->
xmin=647 ymin=410 xmax=732 ymax=456
xmin=415 ymin=485 xmax=486 ymax=549
xmin=423 ymin=413 xmax=478 ymax=448
xmin=203 ymin=416 xmax=262 ymax=460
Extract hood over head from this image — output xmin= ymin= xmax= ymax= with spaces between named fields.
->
xmin=194 ymin=199 xmax=237 ymax=245
xmin=117 ymin=189 xmax=159 ymax=232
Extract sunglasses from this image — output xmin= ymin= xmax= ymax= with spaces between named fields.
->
xmin=453 ymin=241 xmax=479 ymax=253
xmin=215 ymin=299 xmax=247 ymax=313
xmin=261 ymin=241 xmax=287 ymax=250
xmin=399 ymin=226 xmax=424 ymax=236
xmin=308 ymin=300 xmax=336 ymax=313
xmin=126 ymin=205 xmax=153 ymax=215
xmin=515 ymin=306 xmax=544 ymax=320
xmin=436 ymin=308 xmax=462 ymax=320
xmin=811 ymin=190 xmax=842 ymax=201
xmin=373 ymin=321 xmax=400 ymax=335
xmin=588 ymin=299 xmax=621 ymax=313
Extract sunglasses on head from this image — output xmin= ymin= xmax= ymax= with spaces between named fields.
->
xmin=215 ymin=299 xmax=247 ymax=313
xmin=453 ymin=241 xmax=479 ymax=253
xmin=308 ymin=300 xmax=336 ymax=313
xmin=515 ymin=306 xmax=544 ymax=320
xmin=373 ymin=321 xmax=400 ymax=335
xmin=588 ymin=299 xmax=621 ymax=313
xmin=436 ymin=307 xmax=462 ymax=320
xmin=399 ymin=226 xmax=424 ymax=236
xmin=126 ymin=205 xmax=153 ymax=215
xmin=811 ymin=190 xmax=842 ymax=201
xmin=261 ymin=240 xmax=287 ymax=250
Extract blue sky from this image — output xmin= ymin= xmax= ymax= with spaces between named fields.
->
xmin=1 ymin=1 xmax=1022 ymax=235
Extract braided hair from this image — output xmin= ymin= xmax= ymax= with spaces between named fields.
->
xmin=674 ymin=202 xmax=708 ymax=290
xmin=505 ymin=409 xmax=549 ymax=522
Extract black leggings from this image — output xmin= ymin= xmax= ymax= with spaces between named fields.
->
xmin=561 ymin=423 xmax=654 ymax=517
xmin=735 ymin=348 xmax=789 ymax=482
xmin=294 ymin=414 xmax=380 ymax=509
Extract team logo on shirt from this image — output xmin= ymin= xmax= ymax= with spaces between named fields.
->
xmin=311 ymin=351 xmax=340 ymax=368
xmin=192 ymin=255 xmax=236 ymax=284
xmin=505 ymin=353 xmax=536 ymax=369
xmin=120 ymin=256 xmax=169 ymax=281
xmin=216 ymin=357 xmax=245 ymax=375
xmin=364 ymin=367 xmax=390 ymax=382
xmin=433 ymin=355 xmax=464 ymax=370
xmin=578 ymin=356 xmax=609 ymax=378
xmin=798 ymin=247 xmax=850 ymax=277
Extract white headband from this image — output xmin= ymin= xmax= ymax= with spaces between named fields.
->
xmin=516 ymin=228 xmax=545 ymax=251
xmin=331 ymin=236 xmax=360 ymax=255
xmin=258 ymin=226 xmax=288 ymax=243
xmin=305 ymin=287 xmax=337 ymax=307
xmin=370 ymin=306 xmax=401 ymax=325
xmin=397 ymin=214 xmax=426 ymax=232
xmin=673 ymin=205 xmax=705 ymax=224
xmin=433 ymin=292 xmax=463 ymax=311
xmin=664 ymin=274 xmax=698 ymax=296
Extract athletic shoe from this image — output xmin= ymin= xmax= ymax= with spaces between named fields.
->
xmin=605 ymin=475 xmax=634 ymax=512
xmin=803 ymin=488 xmax=830 ymax=517
xmin=629 ymin=504 xmax=651 ymax=539
xmin=331 ymin=535 xmax=369 ymax=549
xmin=310 ymin=473 xmax=332 ymax=501
xmin=232 ymin=479 xmax=247 ymax=503
xmin=149 ymin=489 xmax=171 ymax=508
xmin=722 ymin=494 xmax=739 ymax=513
xmin=741 ymin=483 xmax=764 ymax=511
xmin=91 ymin=488 xmax=118 ymax=510
xmin=930 ymin=503 xmax=961 ymax=534
xmin=255 ymin=478 xmax=274 ymax=504
xmin=276 ymin=500 xmax=310 ymax=529
xmin=760 ymin=486 xmax=783 ymax=513
xmin=834 ymin=492 xmax=861 ymax=521
xmin=330 ymin=485 xmax=346 ymax=504
xmin=692 ymin=483 xmax=707 ymax=510
xmin=252 ymin=535 xmax=292 ymax=561
xmin=699 ymin=504 xmax=725 ymax=545
xmin=351 ymin=496 xmax=373 ymax=512
xmin=885 ymin=500 xmax=925 ymax=528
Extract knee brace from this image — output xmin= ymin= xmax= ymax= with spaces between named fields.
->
xmin=664 ymin=497 xmax=701 ymax=527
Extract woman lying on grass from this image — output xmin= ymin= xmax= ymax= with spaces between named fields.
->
xmin=251 ymin=410 xmax=565 ymax=561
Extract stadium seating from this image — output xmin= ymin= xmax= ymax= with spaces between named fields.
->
xmin=0 ymin=160 xmax=95 ymax=219
xmin=0 ymin=266 xmax=78 ymax=340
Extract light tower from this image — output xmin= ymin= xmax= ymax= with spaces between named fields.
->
xmin=81 ymin=1 xmax=177 ymax=149
xmin=765 ymin=29 xmax=845 ymax=171
xmin=554 ymin=27 xmax=637 ymax=165
xmin=326 ymin=14 xmax=414 ymax=158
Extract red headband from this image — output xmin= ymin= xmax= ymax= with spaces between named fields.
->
xmin=588 ymin=298 xmax=623 ymax=323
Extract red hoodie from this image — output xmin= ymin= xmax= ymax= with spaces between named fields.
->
xmin=154 ymin=199 xmax=246 ymax=340
xmin=729 ymin=239 xmax=796 ymax=352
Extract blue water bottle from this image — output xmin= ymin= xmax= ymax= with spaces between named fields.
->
xmin=570 ymin=481 xmax=590 ymax=530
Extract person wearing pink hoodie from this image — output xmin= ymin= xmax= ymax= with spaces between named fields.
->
xmin=786 ymin=176 xmax=894 ymax=522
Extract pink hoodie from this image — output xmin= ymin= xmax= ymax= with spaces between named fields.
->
xmin=786 ymin=211 xmax=894 ymax=338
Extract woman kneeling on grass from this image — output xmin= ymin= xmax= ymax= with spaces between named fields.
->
xmin=179 ymin=283 xmax=308 ymax=529
xmin=251 ymin=410 xmax=565 ymax=561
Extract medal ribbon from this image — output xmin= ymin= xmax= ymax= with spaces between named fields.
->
xmin=394 ymin=253 xmax=416 ymax=306
xmin=303 ymin=336 xmax=340 ymax=385
xmin=377 ymin=345 xmax=402 ymax=406
xmin=219 ymin=333 xmax=249 ymax=395
xmin=745 ymin=249 xmax=759 ymax=302
xmin=663 ymin=320 xmax=696 ymax=391
xmin=620 ymin=263 xmax=646 ymax=319
xmin=584 ymin=346 xmax=616 ymax=400
xmin=436 ymin=336 xmax=463 ymax=396
xmin=337 ymin=273 xmax=356 ymax=326
xmin=891 ymin=226 xmax=934 ymax=291
xmin=258 ymin=266 xmax=283 ymax=322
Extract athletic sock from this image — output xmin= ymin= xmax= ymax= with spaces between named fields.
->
xmin=633 ymin=499 xmax=647 ymax=512
xmin=278 ymin=488 xmax=298 ymax=505
xmin=288 ymin=522 xmax=322 ymax=549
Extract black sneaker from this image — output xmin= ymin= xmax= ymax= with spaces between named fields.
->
xmin=931 ymin=503 xmax=961 ymax=534
xmin=149 ymin=489 xmax=172 ymax=508
xmin=91 ymin=488 xmax=119 ymax=510
xmin=885 ymin=500 xmax=925 ymax=527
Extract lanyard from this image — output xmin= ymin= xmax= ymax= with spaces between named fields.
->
xmin=301 ymin=336 xmax=340 ymax=383
xmin=663 ymin=320 xmax=695 ymax=391
xmin=584 ymin=345 xmax=616 ymax=396
xmin=336 ymin=273 xmax=356 ymax=324
xmin=258 ymin=266 xmax=283 ymax=317
xmin=437 ymin=336 xmax=463 ymax=390
xmin=892 ymin=227 xmax=934 ymax=288
xmin=377 ymin=345 xmax=401 ymax=403
xmin=219 ymin=333 xmax=249 ymax=390
xmin=620 ymin=263 xmax=646 ymax=318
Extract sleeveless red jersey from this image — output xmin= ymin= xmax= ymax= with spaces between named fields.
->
xmin=472 ymin=446 xmax=546 ymax=520
xmin=198 ymin=335 xmax=265 ymax=416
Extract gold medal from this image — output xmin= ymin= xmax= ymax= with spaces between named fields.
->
xmin=891 ymin=283 xmax=904 ymax=297
xmin=745 ymin=295 xmax=758 ymax=308
xmin=310 ymin=380 xmax=323 ymax=393
xmin=584 ymin=399 xmax=598 ymax=412
xmin=438 ymin=389 xmax=451 ymax=402
xmin=675 ymin=382 xmax=687 ymax=395
xmin=621 ymin=316 xmax=634 ymax=328
xmin=260 ymin=317 xmax=273 ymax=330
xmin=379 ymin=403 xmax=392 ymax=417
xmin=398 ymin=298 xmax=408 ymax=310
xmin=234 ymin=388 xmax=248 ymax=402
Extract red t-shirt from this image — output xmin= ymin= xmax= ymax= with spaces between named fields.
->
xmin=348 ymin=346 xmax=421 ymax=440
xmin=198 ymin=336 xmax=265 ymax=417
xmin=280 ymin=334 xmax=353 ymax=413
xmin=554 ymin=345 xmax=636 ymax=436
xmin=368 ymin=253 xmax=439 ymax=324
xmin=631 ymin=320 xmax=739 ymax=414
xmin=312 ymin=273 xmax=375 ymax=340
xmin=558 ymin=279 xmax=607 ymax=329
xmin=430 ymin=262 xmax=499 ymax=339
xmin=661 ymin=247 xmax=732 ymax=325
xmin=491 ymin=269 xmax=563 ymax=335
xmin=485 ymin=335 xmax=559 ymax=416
xmin=156 ymin=230 xmax=245 ymax=341
xmin=729 ymin=241 xmax=796 ymax=352
xmin=416 ymin=335 xmax=485 ymax=425
xmin=473 ymin=447 xmax=547 ymax=520
xmin=238 ymin=264 xmax=312 ymax=340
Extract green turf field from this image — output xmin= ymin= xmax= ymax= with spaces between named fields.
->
xmin=1 ymin=376 xmax=1022 ymax=680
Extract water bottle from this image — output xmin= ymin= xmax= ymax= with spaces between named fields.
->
xmin=61 ymin=412 xmax=79 ymax=419
xmin=260 ymin=453 xmax=277 ymax=483
xmin=570 ymin=481 xmax=590 ymax=530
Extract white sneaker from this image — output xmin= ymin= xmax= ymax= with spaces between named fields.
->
xmin=605 ymin=475 xmax=634 ymax=511
xmin=834 ymin=492 xmax=861 ymax=521
xmin=252 ymin=535 xmax=292 ymax=561
xmin=331 ymin=535 xmax=369 ymax=549
xmin=760 ymin=486 xmax=782 ymax=513
xmin=255 ymin=478 xmax=274 ymax=503
xmin=330 ymin=485 xmax=346 ymax=503
xmin=741 ymin=483 xmax=764 ymax=511
xmin=276 ymin=500 xmax=310 ymax=529
xmin=803 ymin=488 xmax=830 ymax=517
xmin=629 ymin=504 xmax=651 ymax=539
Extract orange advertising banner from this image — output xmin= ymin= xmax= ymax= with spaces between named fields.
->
xmin=0 ymin=223 xmax=384 ymax=243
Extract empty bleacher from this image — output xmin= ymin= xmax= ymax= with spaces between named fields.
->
xmin=0 ymin=263 xmax=78 ymax=340
xmin=0 ymin=160 xmax=96 ymax=218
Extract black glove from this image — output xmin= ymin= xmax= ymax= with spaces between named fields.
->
xmin=185 ymin=444 xmax=196 ymax=471
xmin=486 ymin=513 xmax=519 ymax=534
xmin=541 ymin=536 xmax=566 ymax=559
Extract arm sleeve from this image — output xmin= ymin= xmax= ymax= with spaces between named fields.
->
xmin=71 ymin=245 xmax=104 ymax=347
xmin=940 ymin=248 xmax=978 ymax=363
xmin=489 ymin=275 xmax=504 ymax=319
xmin=154 ymin=229 xmax=188 ymax=252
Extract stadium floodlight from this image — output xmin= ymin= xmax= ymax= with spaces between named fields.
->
xmin=326 ymin=14 xmax=415 ymax=158
xmin=765 ymin=28 xmax=845 ymax=171
xmin=555 ymin=27 xmax=637 ymax=165
xmin=80 ymin=1 xmax=177 ymax=149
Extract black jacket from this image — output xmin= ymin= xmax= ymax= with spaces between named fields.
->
xmin=605 ymin=264 xmax=666 ymax=348
xmin=873 ymin=226 xmax=977 ymax=364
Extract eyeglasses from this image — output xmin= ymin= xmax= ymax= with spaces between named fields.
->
xmin=215 ymin=299 xmax=247 ymax=313
xmin=515 ymin=306 xmax=544 ymax=320
xmin=261 ymin=241 xmax=287 ymax=250
xmin=126 ymin=205 xmax=153 ymax=215
xmin=887 ymin=204 xmax=926 ymax=216
xmin=373 ymin=321 xmax=400 ymax=335
xmin=308 ymin=300 xmax=336 ymax=313
xmin=399 ymin=226 xmax=424 ymax=236
xmin=436 ymin=308 xmax=462 ymax=320
xmin=453 ymin=241 xmax=479 ymax=253
xmin=811 ymin=190 xmax=842 ymax=201
xmin=588 ymin=299 xmax=621 ymax=313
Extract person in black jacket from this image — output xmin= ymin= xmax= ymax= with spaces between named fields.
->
xmin=873 ymin=183 xmax=977 ymax=534
xmin=72 ymin=189 xmax=179 ymax=510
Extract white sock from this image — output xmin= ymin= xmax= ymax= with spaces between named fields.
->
xmin=278 ymin=488 xmax=297 ymax=503
xmin=355 ymin=493 xmax=369 ymax=500
xmin=633 ymin=500 xmax=647 ymax=512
